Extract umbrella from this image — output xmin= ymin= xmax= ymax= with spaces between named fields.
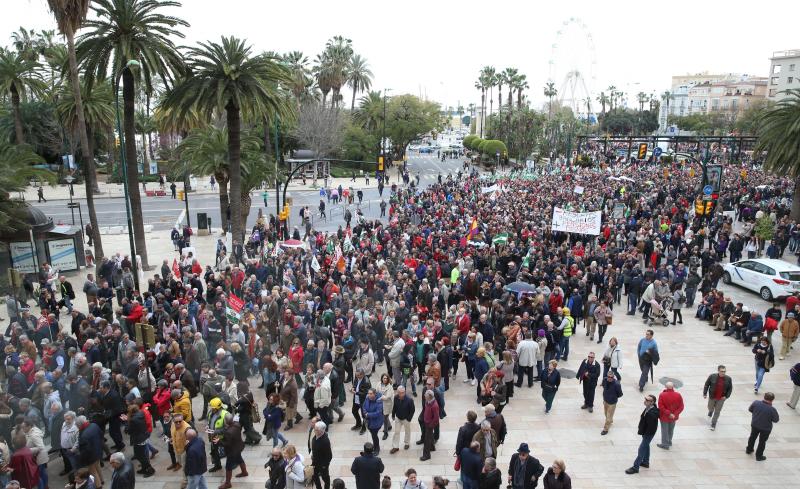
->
xmin=504 ymin=281 xmax=537 ymax=295
xmin=280 ymin=239 xmax=304 ymax=248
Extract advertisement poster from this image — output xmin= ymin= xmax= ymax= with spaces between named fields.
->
xmin=10 ymin=242 xmax=36 ymax=273
xmin=47 ymin=238 xmax=78 ymax=271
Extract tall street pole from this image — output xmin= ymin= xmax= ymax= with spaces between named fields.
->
xmin=274 ymin=117 xmax=282 ymax=237
xmin=114 ymin=60 xmax=140 ymax=291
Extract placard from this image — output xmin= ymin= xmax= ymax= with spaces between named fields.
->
xmin=10 ymin=242 xmax=36 ymax=273
xmin=47 ymin=238 xmax=78 ymax=271
xmin=551 ymin=207 xmax=602 ymax=236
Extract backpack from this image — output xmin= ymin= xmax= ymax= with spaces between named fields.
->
xmin=677 ymin=291 xmax=686 ymax=304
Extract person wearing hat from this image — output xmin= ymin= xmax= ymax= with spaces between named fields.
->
xmin=779 ymin=312 xmax=799 ymax=360
xmin=507 ymin=443 xmax=544 ymax=489
xmin=207 ymin=397 xmax=228 ymax=472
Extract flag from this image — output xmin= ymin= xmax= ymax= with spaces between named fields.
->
xmin=343 ymin=235 xmax=354 ymax=253
xmin=426 ymin=234 xmax=433 ymax=248
xmin=326 ymin=238 xmax=335 ymax=254
xmin=172 ymin=259 xmax=180 ymax=278
xmin=522 ymin=251 xmax=531 ymax=269
xmin=336 ymin=255 xmax=346 ymax=273
xmin=492 ymin=233 xmax=509 ymax=245
xmin=310 ymin=254 xmax=320 ymax=273
xmin=466 ymin=217 xmax=479 ymax=240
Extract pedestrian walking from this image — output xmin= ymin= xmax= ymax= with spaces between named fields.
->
xmin=747 ymin=392 xmax=779 ymax=461
xmin=637 ymin=330 xmax=659 ymax=392
xmin=515 ymin=332 xmax=538 ymax=388
xmin=419 ymin=390 xmax=439 ymax=461
xmin=753 ymin=337 xmax=775 ymax=394
xmin=311 ymin=421 xmax=332 ymax=489
xmin=601 ymin=337 xmax=622 ymax=380
xmin=108 ymin=452 xmax=135 ymax=489
xmin=703 ymin=365 xmax=732 ymax=430
xmin=656 ymin=382 xmax=684 ymax=450
xmin=170 ymin=182 xmax=177 ymax=199
xmin=542 ymin=459 xmax=572 ymax=489
xmin=541 ymin=360 xmax=561 ymax=414
xmin=600 ymin=372 xmax=622 ymax=435
xmin=37 ymin=186 xmax=46 ymax=203
xmin=390 ymin=386 xmax=414 ymax=453
xmin=184 ymin=429 xmax=208 ymax=489
xmin=787 ymin=362 xmax=800 ymax=409
xmin=350 ymin=442 xmax=384 ymax=489
xmin=576 ymin=352 xmax=600 ymax=412
xmin=625 ymin=394 xmax=660 ymax=474
xmin=779 ymin=312 xmax=799 ymax=360
xmin=507 ymin=443 xmax=544 ymax=489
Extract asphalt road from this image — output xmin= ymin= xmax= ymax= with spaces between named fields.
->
xmin=31 ymin=146 xmax=472 ymax=235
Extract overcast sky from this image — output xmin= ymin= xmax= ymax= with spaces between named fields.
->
xmin=5 ymin=0 xmax=799 ymax=113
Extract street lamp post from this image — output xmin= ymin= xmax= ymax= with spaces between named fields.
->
xmin=113 ymin=59 xmax=141 ymax=291
xmin=381 ymin=89 xmax=392 ymax=165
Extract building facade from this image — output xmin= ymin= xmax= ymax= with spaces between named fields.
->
xmin=767 ymin=50 xmax=800 ymax=101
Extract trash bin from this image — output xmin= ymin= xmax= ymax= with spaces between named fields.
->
xmin=197 ymin=212 xmax=209 ymax=236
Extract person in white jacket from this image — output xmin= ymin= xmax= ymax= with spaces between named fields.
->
xmin=283 ymin=444 xmax=306 ymax=489
xmin=602 ymin=337 xmax=622 ymax=380
xmin=386 ymin=332 xmax=405 ymax=380
xmin=355 ymin=338 xmax=375 ymax=377
xmin=515 ymin=332 xmax=539 ymax=388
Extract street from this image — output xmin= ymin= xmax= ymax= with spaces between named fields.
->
xmin=30 ymin=147 xmax=474 ymax=234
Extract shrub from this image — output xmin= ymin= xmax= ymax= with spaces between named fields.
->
xmin=480 ymin=139 xmax=507 ymax=158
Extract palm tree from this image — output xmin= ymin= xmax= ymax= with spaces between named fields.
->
xmin=484 ymin=67 xmax=497 ymax=117
xmin=755 ymin=89 xmax=800 ymax=219
xmin=313 ymin=53 xmax=334 ymax=108
xmin=162 ymin=36 xmax=293 ymax=241
xmin=347 ymin=54 xmax=372 ymax=112
xmin=516 ymin=75 xmax=528 ymax=109
xmin=55 ymin=77 xmax=114 ymax=197
xmin=77 ymin=0 xmax=188 ymax=270
xmin=478 ymin=66 xmax=495 ymax=135
xmin=11 ymin=27 xmax=42 ymax=62
xmin=283 ymin=51 xmax=312 ymax=103
xmin=354 ymin=90 xmax=383 ymax=133
xmin=0 ymin=143 xmax=54 ymax=233
xmin=637 ymin=92 xmax=648 ymax=112
xmin=596 ymin=91 xmax=609 ymax=116
xmin=607 ymin=85 xmax=617 ymax=111
xmin=503 ymin=68 xmax=519 ymax=109
xmin=661 ymin=90 xmax=673 ymax=125
xmin=496 ymin=71 xmax=506 ymax=115
xmin=474 ymin=80 xmax=485 ymax=137
xmin=544 ymin=81 xmax=558 ymax=120
xmin=0 ymin=48 xmax=46 ymax=144
xmin=322 ymin=36 xmax=353 ymax=109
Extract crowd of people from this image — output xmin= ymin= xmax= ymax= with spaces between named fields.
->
xmin=2 ymin=155 xmax=800 ymax=489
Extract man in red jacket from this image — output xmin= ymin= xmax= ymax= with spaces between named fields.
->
xmin=420 ymin=390 xmax=440 ymax=461
xmin=657 ymin=381 xmax=684 ymax=450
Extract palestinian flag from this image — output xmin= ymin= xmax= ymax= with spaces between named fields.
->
xmin=492 ymin=233 xmax=510 ymax=245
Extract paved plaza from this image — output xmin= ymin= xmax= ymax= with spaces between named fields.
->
xmin=3 ymin=223 xmax=799 ymax=489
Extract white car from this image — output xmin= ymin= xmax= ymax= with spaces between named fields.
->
xmin=722 ymin=258 xmax=800 ymax=301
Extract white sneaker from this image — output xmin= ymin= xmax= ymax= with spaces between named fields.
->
xmin=471 ymin=379 xmax=476 ymax=386
xmin=462 ymin=379 xmax=470 ymax=383
xmin=710 ymin=425 xmax=715 ymax=431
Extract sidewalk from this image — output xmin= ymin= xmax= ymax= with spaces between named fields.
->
xmin=24 ymin=174 xmax=380 ymax=202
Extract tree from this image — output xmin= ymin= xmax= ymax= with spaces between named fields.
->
xmin=162 ymin=36 xmax=293 ymax=241
xmin=596 ymin=91 xmax=609 ymax=115
xmin=347 ymin=54 xmax=372 ymax=111
xmin=607 ymin=85 xmax=617 ymax=111
xmin=77 ymin=0 xmax=189 ymax=270
xmin=353 ymin=91 xmax=382 ymax=134
xmin=283 ymin=51 xmax=315 ymax=105
xmin=292 ymin=102 xmax=345 ymax=160
xmin=516 ymin=74 xmax=528 ymax=109
xmin=670 ymin=113 xmax=730 ymax=135
xmin=0 ymin=48 xmax=46 ymax=144
xmin=341 ymin=119 xmax=377 ymax=161
xmin=754 ymin=89 xmax=800 ymax=220
xmin=319 ymin=36 xmax=352 ymax=109
xmin=544 ymin=81 xmax=557 ymax=120
xmin=384 ymin=94 xmax=440 ymax=159
xmin=734 ymin=99 xmax=773 ymax=135
xmin=0 ymin=101 xmax=62 ymax=159
xmin=637 ymin=91 xmax=648 ymax=112
xmin=0 ymin=143 xmax=54 ymax=233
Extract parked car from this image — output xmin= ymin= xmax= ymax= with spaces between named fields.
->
xmin=722 ymin=258 xmax=800 ymax=301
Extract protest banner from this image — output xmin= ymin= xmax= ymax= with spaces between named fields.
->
xmin=551 ymin=207 xmax=602 ymax=235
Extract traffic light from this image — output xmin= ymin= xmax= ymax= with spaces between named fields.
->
xmin=695 ymin=199 xmax=705 ymax=216
xmin=637 ymin=143 xmax=647 ymax=160
xmin=377 ymin=156 xmax=384 ymax=172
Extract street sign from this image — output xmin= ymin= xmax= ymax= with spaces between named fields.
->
xmin=64 ymin=175 xmax=75 ymax=184
xmin=703 ymin=185 xmax=713 ymax=196
xmin=653 ymin=147 xmax=663 ymax=158
xmin=702 ymin=195 xmax=713 ymax=201
xmin=67 ymin=202 xmax=79 ymax=209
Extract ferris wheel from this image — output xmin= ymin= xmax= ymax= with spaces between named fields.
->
xmin=548 ymin=17 xmax=598 ymax=120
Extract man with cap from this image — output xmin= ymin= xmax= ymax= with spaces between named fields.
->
xmin=507 ymin=442 xmax=544 ymax=489
xmin=207 ymin=397 xmax=228 ymax=472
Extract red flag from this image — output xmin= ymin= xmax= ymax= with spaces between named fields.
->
xmin=465 ymin=217 xmax=479 ymax=241
xmin=172 ymin=259 xmax=181 ymax=278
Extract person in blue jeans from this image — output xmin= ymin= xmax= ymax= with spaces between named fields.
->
xmin=264 ymin=393 xmax=288 ymax=448
xmin=752 ymin=338 xmax=775 ymax=394
xmin=637 ymin=330 xmax=659 ymax=392
xmin=626 ymin=394 xmax=660 ymax=474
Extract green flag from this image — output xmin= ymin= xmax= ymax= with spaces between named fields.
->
xmin=492 ymin=233 xmax=510 ymax=245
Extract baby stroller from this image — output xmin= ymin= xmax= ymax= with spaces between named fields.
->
xmin=645 ymin=296 xmax=674 ymax=327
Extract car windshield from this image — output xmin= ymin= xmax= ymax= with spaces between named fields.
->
xmin=779 ymin=271 xmax=800 ymax=281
